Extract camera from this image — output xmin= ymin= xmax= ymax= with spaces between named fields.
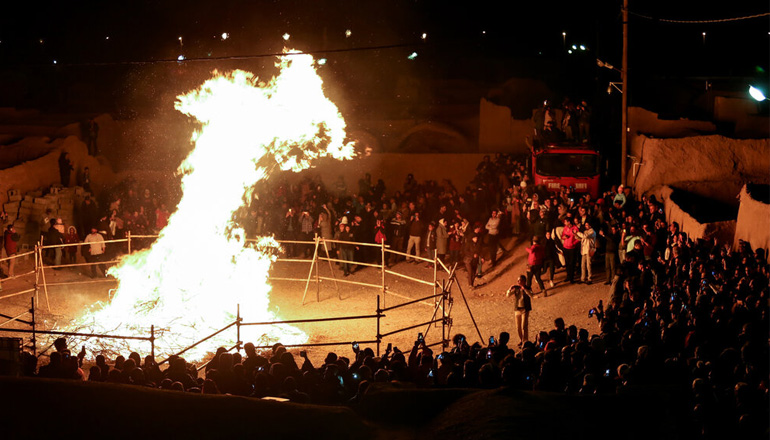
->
xmin=438 ymin=353 xmax=445 ymax=361
xmin=299 ymin=350 xmax=307 ymax=358
xmin=417 ymin=332 xmax=424 ymax=342
xmin=489 ymin=335 xmax=496 ymax=345
xmin=352 ymin=341 xmax=359 ymax=351
xmin=588 ymin=300 xmax=604 ymax=322
xmin=604 ymin=368 xmax=611 ymax=377
xmin=487 ymin=349 xmax=493 ymax=359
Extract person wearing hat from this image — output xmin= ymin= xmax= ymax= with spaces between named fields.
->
xmin=335 ymin=222 xmax=354 ymax=276
xmin=387 ymin=211 xmax=406 ymax=266
xmin=613 ymin=185 xmax=627 ymax=208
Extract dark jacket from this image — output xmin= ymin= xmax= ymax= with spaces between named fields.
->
xmin=408 ymin=219 xmax=424 ymax=238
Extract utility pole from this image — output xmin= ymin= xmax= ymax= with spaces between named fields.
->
xmin=621 ymin=0 xmax=629 ymax=185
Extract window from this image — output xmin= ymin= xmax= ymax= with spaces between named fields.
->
xmin=536 ymin=153 xmax=599 ymax=177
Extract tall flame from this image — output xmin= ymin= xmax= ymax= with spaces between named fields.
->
xmin=64 ymin=50 xmax=354 ymax=361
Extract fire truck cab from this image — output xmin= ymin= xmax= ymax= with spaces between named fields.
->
xmin=531 ymin=143 xmax=601 ymax=199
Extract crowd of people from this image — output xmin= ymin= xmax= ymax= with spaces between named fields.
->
xmin=6 ymin=151 xmax=769 ymax=439
xmin=23 ymin=180 xmax=174 ymax=278
xmin=20 ymin=224 xmax=769 ymax=437
xmin=245 ymin=154 xmax=546 ymax=286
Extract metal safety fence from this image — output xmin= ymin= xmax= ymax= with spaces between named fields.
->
xmin=0 ymin=232 xmax=481 ymax=362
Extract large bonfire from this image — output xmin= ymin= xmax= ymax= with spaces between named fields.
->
xmin=64 ymin=50 xmax=354 ymax=361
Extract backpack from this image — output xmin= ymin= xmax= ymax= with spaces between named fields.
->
xmin=375 ymin=229 xmax=386 ymax=244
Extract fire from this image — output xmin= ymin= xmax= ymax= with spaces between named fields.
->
xmin=60 ymin=50 xmax=354 ymax=361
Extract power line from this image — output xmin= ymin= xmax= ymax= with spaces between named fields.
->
xmin=18 ymin=42 xmax=423 ymax=68
xmin=629 ymin=10 xmax=770 ymax=24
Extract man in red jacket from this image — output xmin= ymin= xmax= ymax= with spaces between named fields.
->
xmin=3 ymin=225 xmax=20 ymax=277
xmin=526 ymin=236 xmax=548 ymax=296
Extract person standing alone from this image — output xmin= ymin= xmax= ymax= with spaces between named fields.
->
xmin=58 ymin=152 xmax=73 ymax=187
xmin=84 ymin=227 xmax=106 ymax=278
xmin=526 ymin=236 xmax=548 ymax=296
xmin=506 ymin=275 xmax=532 ymax=347
xmin=3 ymin=225 xmax=20 ymax=278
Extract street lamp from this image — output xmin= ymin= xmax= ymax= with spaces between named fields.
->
xmin=597 ymin=58 xmax=621 ymax=73
xmin=749 ymin=85 xmax=767 ymax=101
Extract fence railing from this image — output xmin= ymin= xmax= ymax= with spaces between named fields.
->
xmin=0 ymin=297 xmax=156 ymax=358
xmin=0 ymin=231 xmax=470 ymax=362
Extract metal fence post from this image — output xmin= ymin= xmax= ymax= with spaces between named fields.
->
xmin=376 ymin=295 xmax=381 ymax=357
xmin=30 ymin=296 xmax=36 ymax=357
xmin=433 ymin=249 xmax=438 ymax=328
xmin=33 ymin=244 xmax=40 ymax=308
xmin=381 ymin=241 xmax=386 ymax=309
xmin=442 ymin=285 xmax=448 ymax=351
xmin=127 ymin=231 xmax=131 ymax=254
xmin=236 ymin=304 xmax=242 ymax=352
xmin=150 ymin=325 xmax=155 ymax=360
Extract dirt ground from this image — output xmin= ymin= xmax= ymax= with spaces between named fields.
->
xmin=0 ymin=238 xmax=611 ymax=366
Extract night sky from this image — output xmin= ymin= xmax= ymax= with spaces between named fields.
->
xmin=0 ymin=1 xmax=767 ymax=117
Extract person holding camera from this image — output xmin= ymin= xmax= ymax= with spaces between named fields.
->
xmin=576 ymin=222 xmax=596 ymax=284
xmin=506 ymin=275 xmax=533 ymax=347
xmin=405 ymin=212 xmax=424 ymax=263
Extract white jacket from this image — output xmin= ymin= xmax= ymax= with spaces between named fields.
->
xmin=577 ymin=227 xmax=596 ymax=256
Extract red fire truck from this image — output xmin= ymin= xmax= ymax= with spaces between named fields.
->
xmin=531 ymin=143 xmax=601 ymax=199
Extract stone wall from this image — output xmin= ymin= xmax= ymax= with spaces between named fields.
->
xmin=284 ymin=153 xmax=490 ymax=197
xmin=478 ymin=98 xmax=533 ymax=154
xmin=733 ymin=184 xmax=770 ymax=260
xmin=0 ymin=136 xmax=114 ymax=207
xmin=629 ymin=107 xmax=716 ymax=138
xmin=631 ymin=134 xmax=770 ymax=205
xmin=656 ymin=186 xmax=737 ymax=244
